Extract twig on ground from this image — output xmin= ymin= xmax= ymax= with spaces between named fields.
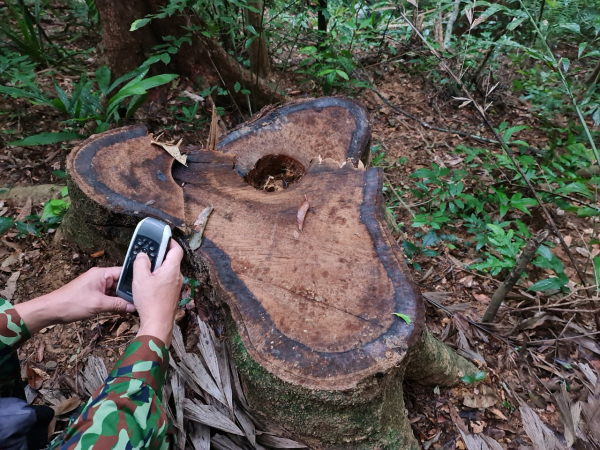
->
xmin=383 ymin=174 xmax=416 ymax=219
xmin=399 ymin=13 xmax=595 ymax=327
xmin=526 ymin=330 xmax=600 ymax=344
xmin=483 ymin=230 xmax=549 ymax=322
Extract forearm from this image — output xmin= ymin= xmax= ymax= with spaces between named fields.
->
xmin=13 ymin=293 xmax=60 ymax=335
xmin=53 ymin=335 xmax=174 ymax=448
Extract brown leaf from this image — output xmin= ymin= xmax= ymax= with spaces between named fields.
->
xmin=53 ymin=397 xmax=81 ymax=416
xmin=16 ymin=197 xmax=32 ymax=222
xmin=90 ymin=250 xmax=104 ymax=258
xmin=297 ymin=195 xmax=309 ymax=232
xmin=115 ymin=321 xmax=130 ymax=337
xmin=151 ymin=138 xmax=187 ymax=166
xmin=0 ymin=270 xmax=20 ymax=301
xmin=448 ymin=403 xmax=469 ymax=434
xmin=473 ymin=293 xmax=490 ymax=304
xmin=26 ymin=361 xmax=43 ymax=390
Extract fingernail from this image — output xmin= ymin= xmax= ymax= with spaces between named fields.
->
xmin=126 ymin=303 xmax=136 ymax=313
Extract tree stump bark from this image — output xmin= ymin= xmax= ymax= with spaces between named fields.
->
xmin=64 ymin=97 xmax=476 ymax=449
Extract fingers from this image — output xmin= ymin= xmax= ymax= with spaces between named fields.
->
xmin=102 ymin=267 xmax=123 ymax=291
xmin=96 ymin=295 xmax=136 ymax=314
xmin=163 ymin=239 xmax=184 ymax=267
xmin=133 ymin=252 xmax=152 ymax=276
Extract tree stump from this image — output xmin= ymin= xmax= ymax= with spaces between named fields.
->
xmin=65 ymin=97 xmax=476 ymax=449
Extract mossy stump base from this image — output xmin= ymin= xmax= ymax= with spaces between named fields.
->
xmin=64 ymin=97 xmax=476 ymax=449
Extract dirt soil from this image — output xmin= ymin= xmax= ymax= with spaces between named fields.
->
xmin=1 ymin=42 xmax=599 ymax=448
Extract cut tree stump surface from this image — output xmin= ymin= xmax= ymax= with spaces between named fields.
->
xmin=67 ymin=97 xmax=424 ymax=391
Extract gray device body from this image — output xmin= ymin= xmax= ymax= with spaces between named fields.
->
xmin=116 ymin=217 xmax=171 ymax=303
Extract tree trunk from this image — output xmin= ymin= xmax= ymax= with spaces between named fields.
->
xmin=94 ymin=0 xmax=283 ymax=110
xmin=63 ymin=97 xmax=476 ymax=448
xmin=246 ymin=0 xmax=271 ymax=78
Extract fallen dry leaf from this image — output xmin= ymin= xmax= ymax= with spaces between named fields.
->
xmin=473 ymin=293 xmax=490 ymax=303
xmin=151 ymin=138 xmax=187 ymax=166
xmin=297 ymin=195 xmax=309 ymax=232
xmin=0 ymin=270 xmax=20 ymax=301
xmin=53 ymin=397 xmax=81 ymax=416
xmin=90 ymin=250 xmax=104 ymax=258
xmin=27 ymin=361 xmax=44 ymax=390
xmin=16 ymin=197 xmax=32 ymax=222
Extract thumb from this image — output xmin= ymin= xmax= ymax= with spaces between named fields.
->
xmin=133 ymin=251 xmax=151 ymax=276
xmin=98 ymin=295 xmax=136 ymax=314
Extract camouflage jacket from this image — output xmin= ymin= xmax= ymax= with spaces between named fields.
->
xmin=0 ymin=298 xmax=175 ymax=449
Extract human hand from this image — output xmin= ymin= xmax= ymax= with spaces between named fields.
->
xmin=14 ymin=266 xmax=135 ymax=334
xmin=133 ymin=239 xmax=184 ymax=346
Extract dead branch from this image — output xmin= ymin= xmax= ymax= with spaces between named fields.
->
xmin=483 ymin=230 xmax=549 ymax=322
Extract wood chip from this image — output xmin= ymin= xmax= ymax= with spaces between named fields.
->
xmin=183 ymin=399 xmax=244 ymax=435
xmin=207 ymin=104 xmax=220 ymax=152
xmin=189 ymin=205 xmax=214 ymax=251
xmin=297 ymin=195 xmax=309 ymax=232
xmin=181 ymin=90 xmax=205 ymax=103
xmin=90 ymin=250 xmax=104 ymax=258
xmin=151 ymin=138 xmax=187 ymax=166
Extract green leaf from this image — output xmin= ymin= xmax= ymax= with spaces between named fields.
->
xmin=61 ymin=186 xmax=68 ymax=197
xmin=52 ymin=170 xmax=66 ymax=179
xmin=336 ymin=70 xmax=349 ymax=81
xmin=392 ymin=313 xmax=412 ymax=325
xmin=130 ymin=18 xmax=151 ymax=31
xmin=593 ymin=256 xmax=600 ymax=289
xmin=9 ymin=132 xmax=84 ymax=146
xmin=536 ymin=245 xmax=552 ymax=261
xmin=234 ymin=81 xmax=241 ymax=93
xmin=410 ymin=168 xmax=437 ymax=179
xmin=529 ymin=277 xmax=567 ymax=292
xmin=15 ymin=221 xmax=38 ymax=236
xmin=558 ymin=23 xmax=580 ymax=34
xmin=474 ymin=371 xmax=487 ymax=381
xmin=0 ymin=217 xmax=14 ymax=235
xmin=502 ymin=125 xmax=528 ymax=143
xmin=561 ymin=57 xmax=570 ymax=73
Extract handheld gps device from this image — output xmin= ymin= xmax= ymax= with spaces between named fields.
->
xmin=116 ymin=217 xmax=171 ymax=303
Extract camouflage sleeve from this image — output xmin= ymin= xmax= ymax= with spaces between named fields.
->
xmin=0 ymin=298 xmax=31 ymax=396
xmin=54 ymin=335 xmax=175 ymax=449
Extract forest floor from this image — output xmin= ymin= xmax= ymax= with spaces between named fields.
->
xmin=1 ymin=30 xmax=599 ymax=449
